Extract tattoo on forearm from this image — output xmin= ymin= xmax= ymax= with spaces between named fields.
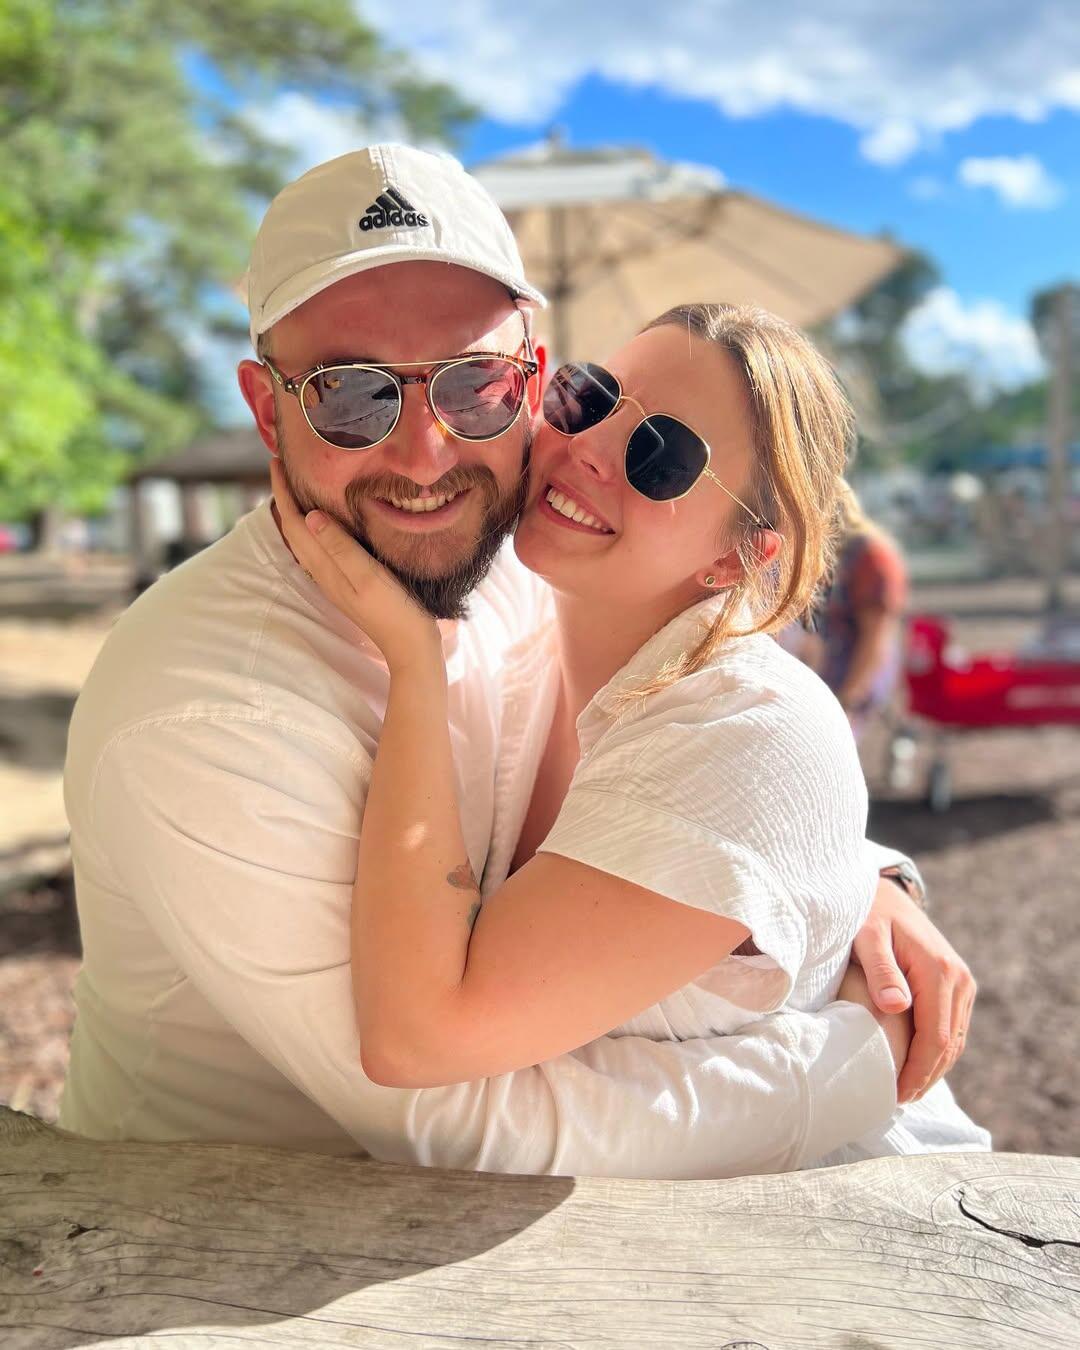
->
xmin=448 ymin=861 xmax=480 ymax=932
xmin=447 ymin=861 xmax=480 ymax=893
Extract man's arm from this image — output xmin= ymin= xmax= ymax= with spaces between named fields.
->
xmin=86 ymin=716 xmax=899 ymax=1178
xmin=860 ymin=839 xmax=976 ymax=1103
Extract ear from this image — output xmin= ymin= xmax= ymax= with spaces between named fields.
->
xmin=696 ymin=529 xmax=783 ymax=590
xmin=238 ymin=359 xmax=281 ymax=458
xmin=751 ymin=529 xmax=783 ymax=568
xmin=527 ymin=342 xmax=548 ymax=415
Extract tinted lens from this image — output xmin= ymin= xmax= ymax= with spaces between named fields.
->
xmin=301 ymin=367 xmax=400 ymax=449
xmin=543 ymin=362 xmax=621 ymax=435
xmin=431 ymin=358 xmax=527 ymax=439
xmin=625 ymin=415 xmax=709 ymax=502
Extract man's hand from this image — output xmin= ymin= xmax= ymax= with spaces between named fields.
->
xmin=837 ymin=962 xmax=913 ymax=1075
xmin=851 ymin=877 xmax=976 ymax=1104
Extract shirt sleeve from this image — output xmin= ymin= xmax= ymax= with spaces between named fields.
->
xmin=541 ymin=786 xmax=805 ymax=1011
xmin=848 ymin=534 xmax=908 ymax=614
xmin=863 ymin=837 xmax=926 ymax=897
xmin=537 ymin=680 xmax=874 ymax=1014
xmin=89 ymin=715 xmax=895 ymax=1178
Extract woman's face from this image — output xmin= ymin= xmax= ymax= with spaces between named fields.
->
xmin=514 ymin=325 xmax=758 ymax=615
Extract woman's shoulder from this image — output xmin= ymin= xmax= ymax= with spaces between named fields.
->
xmin=648 ymin=630 xmax=850 ymax=735
xmin=586 ymin=631 xmax=861 ymax=808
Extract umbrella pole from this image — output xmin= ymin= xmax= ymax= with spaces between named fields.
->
xmin=1045 ymin=288 xmax=1073 ymax=613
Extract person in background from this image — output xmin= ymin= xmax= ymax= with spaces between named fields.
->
xmin=816 ymin=483 xmax=909 ymax=737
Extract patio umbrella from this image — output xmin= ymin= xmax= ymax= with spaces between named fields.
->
xmin=473 ymin=139 xmax=906 ymax=360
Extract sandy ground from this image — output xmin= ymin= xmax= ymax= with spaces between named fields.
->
xmin=1 ymin=557 xmax=1078 ymax=1157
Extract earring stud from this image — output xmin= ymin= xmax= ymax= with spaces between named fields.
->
xmin=704 ymin=574 xmax=717 ymax=587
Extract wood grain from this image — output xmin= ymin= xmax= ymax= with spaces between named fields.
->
xmin=2 ymin=1106 xmax=1078 ymax=1349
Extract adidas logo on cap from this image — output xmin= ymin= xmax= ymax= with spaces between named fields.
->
xmin=359 ymin=186 xmax=430 ymax=233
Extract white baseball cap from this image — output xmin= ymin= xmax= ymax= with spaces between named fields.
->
xmin=246 ymin=143 xmax=546 ymax=347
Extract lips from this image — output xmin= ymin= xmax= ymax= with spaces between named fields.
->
xmin=542 ymin=480 xmax=615 ymax=534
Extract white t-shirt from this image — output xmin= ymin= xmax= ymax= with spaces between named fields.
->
xmin=483 ymin=599 xmax=990 ymax=1163
xmin=60 ymin=502 xmax=930 ymax=1176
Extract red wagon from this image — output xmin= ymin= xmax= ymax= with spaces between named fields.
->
xmin=898 ymin=614 xmax=1080 ymax=811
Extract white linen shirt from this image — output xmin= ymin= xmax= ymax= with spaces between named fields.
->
xmin=482 ymin=599 xmax=990 ymax=1163
xmin=60 ymin=502 xmax=923 ymax=1177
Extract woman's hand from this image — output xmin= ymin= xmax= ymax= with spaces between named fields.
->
xmin=270 ymin=460 xmax=441 ymax=673
xmin=837 ymin=962 xmax=913 ymax=1077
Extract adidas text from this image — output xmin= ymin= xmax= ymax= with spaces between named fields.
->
xmin=359 ymin=187 xmax=430 ymax=233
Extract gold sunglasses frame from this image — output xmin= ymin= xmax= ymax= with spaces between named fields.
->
xmin=263 ymin=343 xmax=539 ymax=451
xmin=544 ymin=362 xmax=771 ymax=529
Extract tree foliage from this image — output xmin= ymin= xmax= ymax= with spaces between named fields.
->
xmin=0 ymin=0 xmax=472 ymax=521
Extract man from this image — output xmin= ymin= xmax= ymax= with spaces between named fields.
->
xmin=60 ymin=145 xmax=974 ymax=1177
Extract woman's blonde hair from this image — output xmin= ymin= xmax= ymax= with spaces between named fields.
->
xmin=632 ymin=302 xmax=854 ymax=698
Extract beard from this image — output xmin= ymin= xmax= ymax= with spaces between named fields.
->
xmin=276 ymin=421 xmax=531 ymax=621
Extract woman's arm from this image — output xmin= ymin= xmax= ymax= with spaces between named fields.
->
xmin=356 ymin=653 xmax=749 ymax=1086
xmin=836 ymin=608 xmax=901 ymax=711
xmin=271 ymin=468 xmax=750 ymax=1088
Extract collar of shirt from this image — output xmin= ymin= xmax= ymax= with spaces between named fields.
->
xmin=576 ymin=591 xmax=751 ymax=754
xmin=484 ymin=589 xmax=752 ymax=894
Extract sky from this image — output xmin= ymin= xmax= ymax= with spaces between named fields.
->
xmin=220 ymin=0 xmax=1080 ymax=399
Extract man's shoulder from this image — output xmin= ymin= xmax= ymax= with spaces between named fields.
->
xmin=67 ymin=512 xmax=376 ymax=784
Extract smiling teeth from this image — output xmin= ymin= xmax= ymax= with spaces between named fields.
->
xmin=386 ymin=491 xmax=459 ymax=513
xmin=546 ymin=489 xmax=609 ymax=532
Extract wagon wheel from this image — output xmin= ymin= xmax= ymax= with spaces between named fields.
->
xmin=927 ymin=757 xmax=952 ymax=814
xmin=884 ymin=721 xmax=918 ymax=790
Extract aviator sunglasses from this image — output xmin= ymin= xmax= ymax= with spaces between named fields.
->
xmin=262 ymin=339 xmax=538 ymax=451
xmin=543 ymin=361 xmax=770 ymax=525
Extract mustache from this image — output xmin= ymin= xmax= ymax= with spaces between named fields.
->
xmin=345 ymin=465 xmax=501 ymax=505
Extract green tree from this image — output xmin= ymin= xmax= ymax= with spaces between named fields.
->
xmin=0 ymin=0 xmax=472 ymax=528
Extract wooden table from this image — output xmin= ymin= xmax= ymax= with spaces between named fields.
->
xmin=2 ymin=1107 xmax=1078 ymax=1349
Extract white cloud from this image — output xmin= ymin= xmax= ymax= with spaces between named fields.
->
xmin=901 ymin=287 xmax=1046 ymax=397
xmin=358 ymin=1 xmax=1080 ymax=165
xmin=859 ymin=120 xmax=920 ymax=166
xmin=957 ymin=154 xmax=1064 ymax=208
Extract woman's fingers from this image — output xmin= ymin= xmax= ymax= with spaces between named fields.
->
xmin=268 ymin=460 xmax=439 ymax=665
xmin=269 ymin=462 xmax=363 ymax=612
xmin=270 ymin=461 xmax=317 ymax=565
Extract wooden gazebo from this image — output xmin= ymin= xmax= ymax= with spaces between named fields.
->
xmin=128 ymin=427 xmax=270 ymax=584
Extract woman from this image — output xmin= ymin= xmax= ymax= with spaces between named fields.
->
xmin=816 ymin=484 xmax=908 ymax=737
xmin=274 ymin=302 xmax=988 ymax=1168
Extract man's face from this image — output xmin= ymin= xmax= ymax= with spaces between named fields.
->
xmin=239 ymin=262 xmax=537 ymax=619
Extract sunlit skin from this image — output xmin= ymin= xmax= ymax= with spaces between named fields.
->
xmin=237 ymin=261 xmax=544 ymax=615
xmin=513 ymin=325 xmax=781 ymax=716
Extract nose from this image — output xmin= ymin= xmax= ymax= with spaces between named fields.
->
xmin=379 ymin=381 xmax=460 ymax=487
xmin=566 ymin=416 xmax=623 ymax=485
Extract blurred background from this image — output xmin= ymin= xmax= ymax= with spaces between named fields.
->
xmin=2 ymin=2 xmax=1077 ymax=1155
